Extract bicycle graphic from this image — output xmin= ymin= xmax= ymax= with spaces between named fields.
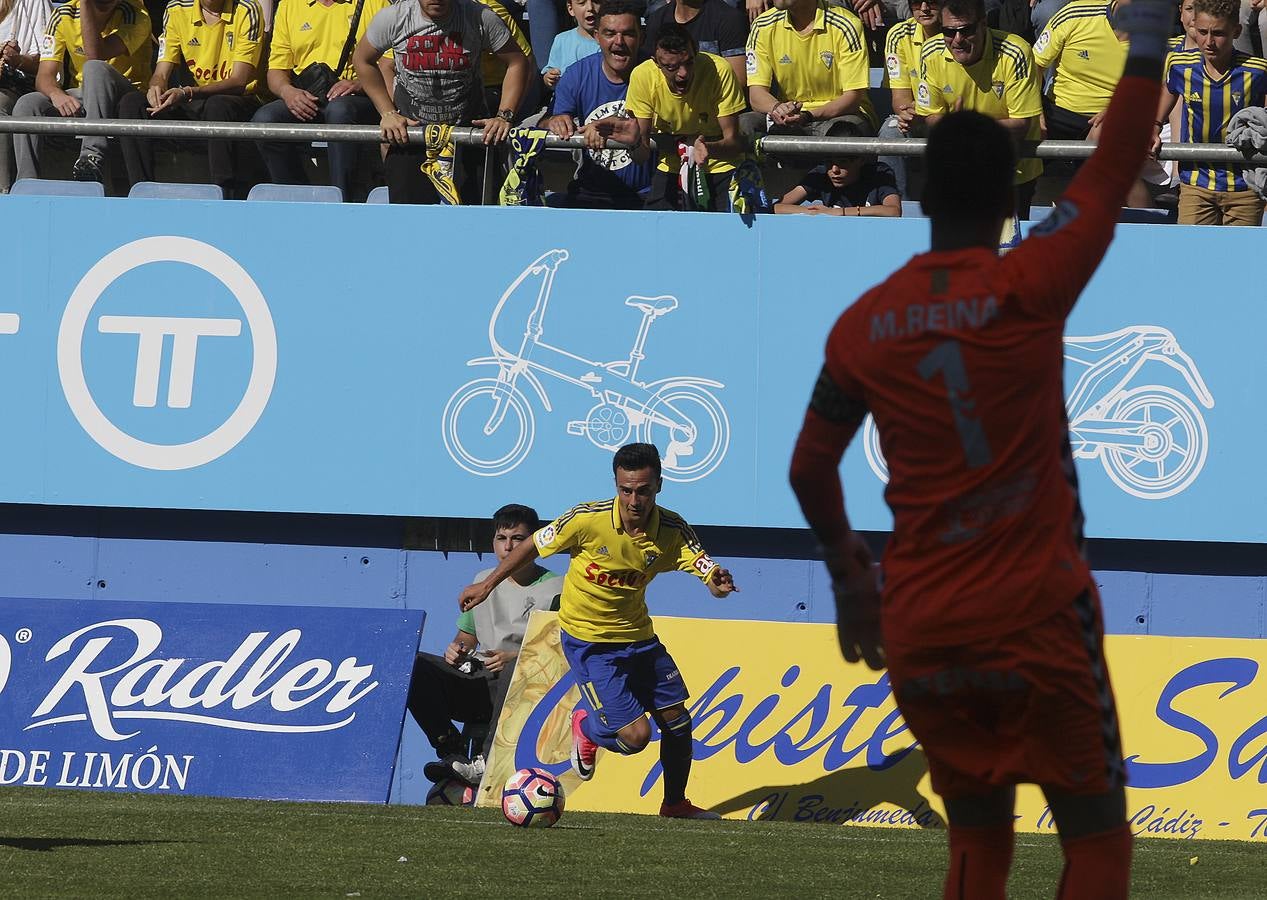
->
xmin=862 ymin=326 xmax=1215 ymax=500
xmin=441 ymin=249 xmax=731 ymax=482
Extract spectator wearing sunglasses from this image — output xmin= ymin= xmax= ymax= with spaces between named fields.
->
xmin=916 ymin=0 xmax=1042 ymax=217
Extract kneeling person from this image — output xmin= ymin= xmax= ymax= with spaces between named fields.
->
xmin=459 ymin=443 xmax=739 ymax=819
xmin=412 ymin=504 xmax=563 ymax=787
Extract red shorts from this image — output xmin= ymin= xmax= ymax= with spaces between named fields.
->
xmin=885 ymin=590 xmax=1125 ymax=800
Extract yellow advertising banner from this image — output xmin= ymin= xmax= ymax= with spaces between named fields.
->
xmin=479 ymin=613 xmax=1267 ymax=842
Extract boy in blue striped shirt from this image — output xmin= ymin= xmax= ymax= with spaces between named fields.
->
xmin=1152 ymin=0 xmax=1267 ymax=224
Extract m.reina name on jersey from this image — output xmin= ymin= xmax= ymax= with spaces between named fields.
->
xmin=870 ymin=295 xmax=999 ymax=343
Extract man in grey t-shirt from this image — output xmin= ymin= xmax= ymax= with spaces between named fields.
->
xmin=352 ymin=0 xmax=530 ymax=203
xmin=411 ymin=504 xmax=563 ymax=791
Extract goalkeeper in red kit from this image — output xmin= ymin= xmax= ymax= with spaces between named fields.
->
xmin=787 ymin=2 xmax=1174 ymax=898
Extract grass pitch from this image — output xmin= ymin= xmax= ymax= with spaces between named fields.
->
xmin=0 ymin=786 xmax=1262 ymax=898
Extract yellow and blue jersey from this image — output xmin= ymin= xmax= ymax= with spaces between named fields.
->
xmin=534 ymin=499 xmax=717 ymax=643
xmin=1167 ymin=49 xmax=1267 ymax=190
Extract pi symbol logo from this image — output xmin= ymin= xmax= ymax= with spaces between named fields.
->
xmin=57 ymin=237 xmax=277 ymax=470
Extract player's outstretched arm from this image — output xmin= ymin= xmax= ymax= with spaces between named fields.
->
xmin=458 ymin=538 xmax=541 ymax=611
xmin=1004 ymin=0 xmax=1172 ymax=319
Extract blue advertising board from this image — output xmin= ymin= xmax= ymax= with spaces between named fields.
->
xmin=0 ymin=197 xmax=1259 ymax=541
xmin=0 ymin=598 xmax=422 ymax=802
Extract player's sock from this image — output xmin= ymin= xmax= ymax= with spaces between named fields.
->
xmin=943 ymin=822 xmax=1014 ymax=900
xmin=657 ymin=711 xmax=693 ymax=806
xmin=1056 ymin=825 xmax=1132 ymax=900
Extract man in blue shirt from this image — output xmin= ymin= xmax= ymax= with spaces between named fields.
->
xmin=544 ymin=0 xmax=652 ymax=208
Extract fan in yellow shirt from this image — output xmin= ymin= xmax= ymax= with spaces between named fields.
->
xmin=1033 ymin=0 xmax=1127 ymax=139
xmin=917 ymin=0 xmax=1043 ymax=217
xmin=12 ymin=0 xmax=152 ymax=182
xmin=116 ymin=0 xmax=266 ymax=195
xmin=609 ymin=22 xmax=746 ymax=211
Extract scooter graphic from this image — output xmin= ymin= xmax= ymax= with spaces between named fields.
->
xmin=862 ymin=326 xmax=1214 ymax=500
xmin=442 ymin=250 xmax=731 ymax=481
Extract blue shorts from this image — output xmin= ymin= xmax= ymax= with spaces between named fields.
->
xmin=560 ymin=631 xmax=689 ymax=733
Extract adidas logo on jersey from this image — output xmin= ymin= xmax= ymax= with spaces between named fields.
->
xmin=188 ymin=36 xmax=200 ymax=46
xmin=301 ymin=21 xmax=312 ymax=30
xmin=778 ymin=54 xmax=792 ymax=65
xmin=942 ymin=83 xmax=953 ymax=94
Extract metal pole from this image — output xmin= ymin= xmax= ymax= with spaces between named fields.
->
xmin=0 ymin=117 xmax=1260 ymax=164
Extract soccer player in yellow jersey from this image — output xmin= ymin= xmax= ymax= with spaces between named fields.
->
xmin=459 ymin=443 xmax=738 ymax=820
xmin=12 ymin=0 xmax=151 ymax=183
xmin=917 ymin=0 xmax=1044 ymax=217
xmin=878 ymin=0 xmax=941 ymax=195
xmin=115 ymin=0 xmax=265 ymax=195
xmin=744 ymin=0 xmax=876 ymax=140
xmin=614 ymin=23 xmax=747 ymax=211
xmin=253 ymin=0 xmax=393 ymax=200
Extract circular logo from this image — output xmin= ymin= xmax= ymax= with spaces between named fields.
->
xmin=58 ymin=237 xmax=277 ymax=471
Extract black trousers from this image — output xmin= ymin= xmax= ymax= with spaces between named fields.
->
xmin=384 ymin=142 xmax=484 ymax=205
xmin=406 ymin=651 xmax=515 ymax=760
xmin=117 ymin=93 xmax=260 ymax=188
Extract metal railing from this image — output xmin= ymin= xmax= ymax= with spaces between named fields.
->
xmin=1 ymin=117 xmax=1264 ymax=164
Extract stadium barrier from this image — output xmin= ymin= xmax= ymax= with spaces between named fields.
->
xmin=0 ymin=597 xmax=422 ymax=801
xmin=0 ymin=116 xmax=1263 ymax=162
xmin=483 ymin=612 xmax=1267 ymax=841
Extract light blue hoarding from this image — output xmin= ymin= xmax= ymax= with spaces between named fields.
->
xmin=0 ymin=197 xmax=1259 ymax=542
xmin=0 ymin=597 xmax=422 ymax=801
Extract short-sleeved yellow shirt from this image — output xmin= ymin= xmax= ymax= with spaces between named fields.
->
xmin=626 ymin=51 xmax=747 ymax=174
xmin=269 ymin=0 xmax=391 ymax=81
xmin=40 ymin=0 xmax=153 ymax=90
xmin=917 ymin=29 xmax=1044 ymax=184
xmin=884 ymin=17 xmax=931 ymax=92
xmin=534 ymin=499 xmax=718 ymax=643
xmin=746 ymin=1 xmax=875 ymax=126
xmin=160 ymin=0 xmax=265 ymax=94
xmin=1032 ymin=0 xmax=1126 ymax=115
xmin=478 ymin=0 xmax=531 ymax=87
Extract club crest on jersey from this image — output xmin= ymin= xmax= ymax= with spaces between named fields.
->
xmin=644 ymin=550 xmax=659 ymax=567
xmin=227 ymin=33 xmax=234 ymax=48
xmin=992 ymin=80 xmax=1005 ymax=98
xmin=820 ymin=50 xmax=834 ymax=69
xmin=1232 ymin=91 xmax=1243 ymax=104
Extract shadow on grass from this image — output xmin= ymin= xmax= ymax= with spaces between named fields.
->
xmin=0 ymin=837 xmax=189 ymax=852
xmin=709 ymin=749 xmax=945 ymax=828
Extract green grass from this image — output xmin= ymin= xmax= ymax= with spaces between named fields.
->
xmin=0 ymin=787 xmax=1261 ymax=898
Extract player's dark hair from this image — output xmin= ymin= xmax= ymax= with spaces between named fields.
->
xmin=596 ymin=0 xmax=642 ymax=28
xmin=613 ymin=443 xmax=662 ymax=479
xmin=941 ymin=0 xmax=986 ymax=22
xmin=493 ymin=503 xmax=541 ymax=533
xmin=921 ymin=110 xmax=1014 ymax=222
xmin=655 ymin=22 xmax=697 ymax=56
xmin=1193 ymin=0 xmax=1237 ymax=23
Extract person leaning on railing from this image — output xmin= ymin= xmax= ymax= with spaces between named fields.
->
xmin=252 ymin=0 xmax=393 ymax=201
xmin=353 ymin=0 xmax=530 ymax=204
xmin=0 ymin=0 xmax=50 ymax=192
xmin=116 ymin=0 xmax=265 ymax=197
xmin=12 ymin=0 xmax=152 ymax=185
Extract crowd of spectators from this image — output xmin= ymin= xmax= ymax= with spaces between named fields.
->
xmin=0 ymin=0 xmax=1264 ymax=222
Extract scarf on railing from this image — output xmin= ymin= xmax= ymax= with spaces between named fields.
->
xmin=499 ymin=127 xmax=550 ymax=206
xmin=419 ymin=124 xmax=461 ymax=205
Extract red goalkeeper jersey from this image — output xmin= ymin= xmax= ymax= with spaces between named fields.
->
xmin=803 ymin=75 xmax=1158 ymax=648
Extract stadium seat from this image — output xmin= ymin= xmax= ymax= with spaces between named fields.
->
xmin=128 ymin=182 xmax=224 ymax=201
xmin=9 ymin=178 xmax=105 ymax=198
xmin=900 ymin=200 xmax=927 ymax=218
xmin=365 ymin=186 xmax=389 ymax=204
xmin=1117 ymin=207 xmax=1174 ymax=224
xmin=245 ymin=184 xmax=344 ymax=203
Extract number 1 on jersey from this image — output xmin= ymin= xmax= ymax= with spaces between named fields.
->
xmin=917 ymin=340 xmax=993 ymax=469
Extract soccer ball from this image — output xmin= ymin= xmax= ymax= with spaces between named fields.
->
xmin=426 ymin=777 xmax=475 ymax=807
xmin=501 ymin=767 xmax=565 ymax=827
